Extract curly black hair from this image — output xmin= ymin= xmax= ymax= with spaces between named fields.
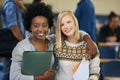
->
xmin=24 ymin=3 xmax=53 ymax=31
xmin=32 ymin=0 xmax=42 ymax=4
xmin=32 ymin=0 xmax=41 ymax=3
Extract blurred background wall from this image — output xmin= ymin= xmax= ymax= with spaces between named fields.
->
xmin=0 ymin=0 xmax=120 ymax=15
xmin=22 ymin=0 xmax=120 ymax=15
xmin=0 ymin=0 xmax=120 ymax=28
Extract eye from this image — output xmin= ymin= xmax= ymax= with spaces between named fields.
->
xmin=33 ymin=23 xmax=39 ymax=28
xmin=42 ymin=23 xmax=48 ymax=28
xmin=67 ymin=21 xmax=71 ymax=23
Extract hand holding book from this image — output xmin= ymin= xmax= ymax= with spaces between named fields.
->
xmin=34 ymin=70 xmax=54 ymax=80
xmin=21 ymin=51 xmax=53 ymax=76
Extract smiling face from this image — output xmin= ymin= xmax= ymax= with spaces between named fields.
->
xmin=60 ymin=14 xmax=76 ymax=38
xmin=55 ymin=11 xmax=80 ymax=48
xmin=30 ymin=16 xmax=49 ymax=40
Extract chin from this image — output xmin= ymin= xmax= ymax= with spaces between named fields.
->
xmin=37 ymin=37 xmax=46 ymax=40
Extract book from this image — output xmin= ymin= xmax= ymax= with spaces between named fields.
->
xmin=73 ymin=58 xmax=89 ymax=80
xmin=21 ymin=51 xmax=53 ymax=76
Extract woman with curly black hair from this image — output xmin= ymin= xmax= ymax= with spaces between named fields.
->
xmin=10 ymin=3 xmax=54 ymax=80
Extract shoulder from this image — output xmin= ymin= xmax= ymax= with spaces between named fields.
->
xmin=15 ymin=38 xmax=30 ymax=49
xmin=3 ymin=1 xmax=15 ymax=7
xmin=100 ymin=25 xmax=108 ymax=30
xmin=18 ymin=38 xmax=29 ymax=44
xmin=12 ymin=38 xmax=31 ymax=61
xmin=46 ymin=34 xmax=55 ymax=44
xmin=13 ymin=38 xmax=31 ymax=53
xmin=3 ymin=1 xmax=16 ymax=11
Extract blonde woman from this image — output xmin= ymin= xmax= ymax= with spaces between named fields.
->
xmin=54 ymin=11 xmax=100 ymax=80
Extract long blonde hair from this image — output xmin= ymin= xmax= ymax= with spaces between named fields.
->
xmin=55 ymin=11 xmax=81 ymax=48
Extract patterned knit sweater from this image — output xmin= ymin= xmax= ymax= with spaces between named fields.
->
xmin=54 ymin=40 xmax=100 ymax=80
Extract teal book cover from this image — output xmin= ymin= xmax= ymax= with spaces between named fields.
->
xmin=21 ymin=51 xmax=53 ymax=76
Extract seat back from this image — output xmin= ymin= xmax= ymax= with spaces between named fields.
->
xmin=101 ymin=61 xmax=120 ymax=78
xmin=99 ymin=46 xmax=117 ymax=59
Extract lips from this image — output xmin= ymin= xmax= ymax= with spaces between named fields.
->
xmin=64 ymin=28 xmax=72 ymax=33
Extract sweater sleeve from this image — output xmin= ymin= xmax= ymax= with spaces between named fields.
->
xmin=10 ymin=40 xmax=34 ymax=80
xmin=46 ymin=34 xmax=55 ymax=43
xmin=89 ymin=53 xmax=100 ymax=80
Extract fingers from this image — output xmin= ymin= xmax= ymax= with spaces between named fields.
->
xmin=44 ymin=70 xmax=54 ymax=77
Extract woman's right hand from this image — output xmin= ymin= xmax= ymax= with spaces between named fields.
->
xmin=34 ymin=69 xmax=54 ymax=80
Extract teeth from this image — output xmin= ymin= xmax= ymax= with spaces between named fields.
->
xmin=38 ymin=33 xmax=44 ymax=36
xmin=65 ymin=29 xmax=70 ymax=33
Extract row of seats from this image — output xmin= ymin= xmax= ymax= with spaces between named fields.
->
xmin=98 ymin=45 xmax=120 ymax=80
xmin=99 ymin=46 xmax=119 ymax=59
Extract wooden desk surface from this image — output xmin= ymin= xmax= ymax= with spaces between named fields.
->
xmin=98 ymin=42 xmax=120 ymax=46
xmin=100 ymin=59 xmax=120 ymax=63
xmin=104 ymin=77 xmax=120 ymax=80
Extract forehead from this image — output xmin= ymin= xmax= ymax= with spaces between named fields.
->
xmin=32 ymin=16 xmax=48 ymax=23
xmin=62 ymin=14 xmax=73 ymax=21
xmin=111 ymin=17 xmax=119 ymax=21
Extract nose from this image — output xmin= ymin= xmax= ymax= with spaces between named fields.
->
xmin=64 ymin=24 xmax=69 ymax=29
xmin=37 ymin=26 xmax=44 ymax=32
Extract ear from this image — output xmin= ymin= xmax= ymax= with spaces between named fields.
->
xmin=29 ymin=27 xmax=32 ymax=32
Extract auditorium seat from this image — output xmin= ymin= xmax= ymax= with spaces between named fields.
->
xmin=100 ymin=61 xmax=120 ymax=80
xmin=99 ymin=46 xmax=117 ymax=59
